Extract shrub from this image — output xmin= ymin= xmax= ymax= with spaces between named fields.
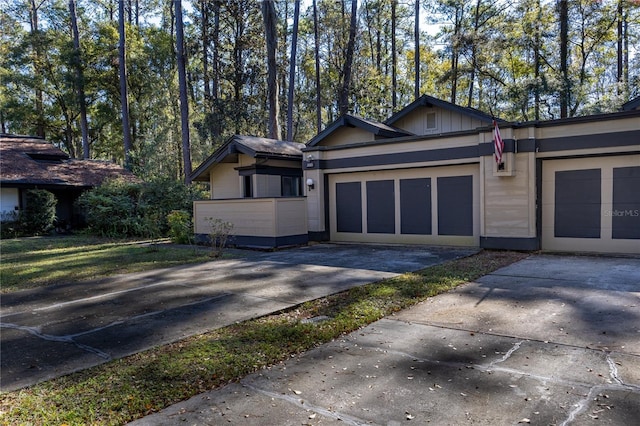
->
xmin=21 ymin=189 xmax=57 ymax=236
xmin=206 ymin=217 xmax=234 ymax=258
xmin=167 ymin=210 xmax=193 ymax=244
xmin=76 ymin=179 xmax=144 ymax=237
xmin=76 ymin=178 xmax=205 ymax=238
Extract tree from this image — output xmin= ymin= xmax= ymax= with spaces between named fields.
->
xmin=339 ymin=0 xmax=358 ymax=115
xmin=69 ymin=0 xmax=89 ymax=159
xmin=175 ymin=0 xmax=192 ymax=184
xmin=118 ymin=0 xmax=132 ymax=168
xmin=286 ymin=0 xmax=300 ymax=141
xmin=558 ymin=0 xmax=568 ymax=118
xmin=262 ymin=0 xmax=281 ymax=140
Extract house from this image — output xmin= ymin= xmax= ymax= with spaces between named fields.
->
xmin=191 ymin=135 xmax=308 ymax=247
xmin=193 ymin=95 xmax=640 ymax=254
xmin=0 ymin=134 xmax=138 ymax=227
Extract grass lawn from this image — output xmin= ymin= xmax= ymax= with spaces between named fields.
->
xmin=0 ymin=235 xmax=215 ymax=293
xmin=0 ymin=248 xmax=528 ymax=425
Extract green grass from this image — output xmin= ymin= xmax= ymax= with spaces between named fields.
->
xmin=0 ymin=249 xmax=528 ymax=425
xmin=0 ymin=235 xmax=215 ymax=293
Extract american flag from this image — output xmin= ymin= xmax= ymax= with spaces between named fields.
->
xmin=493 ymin=120 xmax=504 ymax=164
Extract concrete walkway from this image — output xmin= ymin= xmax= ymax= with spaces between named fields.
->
xmin=0 ymin=244 xmax=474 ymax=392
xmin=129 ymin=255 xmax=640 ymax=426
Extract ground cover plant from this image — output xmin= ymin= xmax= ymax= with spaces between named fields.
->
xmin=0 ymin=250 xmax=527 ymax=425
xmin=0 ymin=235 xmax=213 ymax=293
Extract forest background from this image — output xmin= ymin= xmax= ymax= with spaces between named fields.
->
xmin=1 ymin=0 xmax=638 ymax=183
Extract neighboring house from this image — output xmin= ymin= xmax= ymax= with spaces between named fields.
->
xmin=193 ymin=95 xmax=640 ymax=254
xmin=0 ymin=134 xmax=137 ymax=227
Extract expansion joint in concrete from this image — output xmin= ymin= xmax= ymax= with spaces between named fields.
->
xmin=0 ymin=322 xmax=111 ymax=360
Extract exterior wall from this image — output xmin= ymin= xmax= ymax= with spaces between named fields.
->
xmin=393 ymin=106 xmax=486 ymax=135
xmin=327 ymin=164 xmax=480 ymax=246
xmin=208 ymin=155 xmax=302 ymax=200
xmin=209 ymin=162 xmax=242 ymax=199
xmin=320 ymin=126 xmax=374 ymax=147
xmin=481 ymin=152 xmax=537 ymax=239
xmin=0 ymin=187 xmax=20 ymax=220
xmin=194 ymin=197 xmax=308 ymax=247
xmin=304 ymin=166 xmax=325 ymax=234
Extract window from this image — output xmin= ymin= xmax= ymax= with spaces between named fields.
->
xmin=281 ymin=176 xmax=301 ymax=197
xmin=426 ymin=112 xmax=436 ymax=129
xmin=244 ymin=175 xmax=253 ymax=198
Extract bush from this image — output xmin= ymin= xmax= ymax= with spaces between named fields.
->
xmin=167 ymin=210 xmax=193 ymax=244
xmin=22 ymin=189 xmax=57 ymax=235
xmin=206 ymin=217 xmax=234 ymax=258
xmin=76 ymin=178 xmax=205 ymax=238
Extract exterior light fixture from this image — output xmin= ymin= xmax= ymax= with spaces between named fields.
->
xmin=306 ymin=178 xmax=315 ymax=191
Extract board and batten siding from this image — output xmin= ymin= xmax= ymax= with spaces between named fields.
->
xmin=481 ymin=152 xmax=537 ymax=238
xmin=392 ymin=106 xmax=487 ymax=136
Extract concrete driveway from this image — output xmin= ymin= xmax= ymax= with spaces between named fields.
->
xmin=130 ymin=254 xmax=640 ymax=426
xmin=0 ymin=244 xmax=475 ymax=392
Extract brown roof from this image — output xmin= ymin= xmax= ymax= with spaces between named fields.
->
xmin=0 ymin=135 xmax=138 ymax=188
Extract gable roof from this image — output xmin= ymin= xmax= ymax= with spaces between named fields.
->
xmin=191 ymin=135 xmax=304 ymax=182
xmin=0 ymin=134 xmax=137 ymax=188
xmin=622 ymin=96 xmax=640 ymax=111
xmin=385 ymin=94 xmax=497 ymax=126
xmin=306 ymin=114 xmax=413 ymax=147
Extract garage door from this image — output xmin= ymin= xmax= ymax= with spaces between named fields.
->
xmin=329 ymin=164 xmax=479 ymax=246
xmin=542 ymin=155 xmax=640 ymax=254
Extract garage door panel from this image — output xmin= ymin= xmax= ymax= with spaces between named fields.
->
xmin=336 ymin=182 xmax=362 ymax=233
xmin=329 ymin=166 xmax=479 ymax=245
xmin=400 ymin=178 xmax=432 ymax=235
xmin=542 ymin=155 xmax=640 ymax=254
xmin=366 ymin=180 xmax=395 ymax=234
xmin=437 ymin=175 xmax=473 ymax=236
xmin=612 ymin=166 xmax=640 ymax=240
xmin=554 ymin=169 xmax=601 ymax=238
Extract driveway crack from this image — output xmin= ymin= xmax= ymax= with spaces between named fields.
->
xmin=0 ymin=322 xmax=111 ymax=360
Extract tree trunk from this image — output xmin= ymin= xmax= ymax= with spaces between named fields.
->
xmin=534 ymin=0 xmax=541 ymax=121
xmin=339 ymin=0 xmax=358 ymax=115
xmin=175 ymin=0 xmax=192 ymax=185
xmin=118 ymin=0 xmax=132 ymax=168
xmin=467 ymin=0 xmax=482 ymax=108
xmin=262 ymin=0 xmax=281 ymax=140
xmin=391 ymin=0 xmax=397 ymax=110
xmin=558 ymin=0 xmax=568 ymax=118
xmin=415 ymin=0 xmax=420 ymax=100
xmin=69 ymin=0 xmax=90 ymax=159
xmin=29 ymin=0 xmax=45 ymax=138
xmin=450 ymin=4 xmax=462 ymax=104
xmin=286 ymin=0 xmax=300 ymax=141
xmin=313 ymin=0 xmax=322 ymax=133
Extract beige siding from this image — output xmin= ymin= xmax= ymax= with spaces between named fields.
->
xmin=328 ymin=164 xmax=480 ymax=246
xmin=542 ymin=155 xmax=640 ymax=254
xmin=275 ymin=198 xmax=308 ymax=236
xmin=393 ymin=106 xmax=486 ymax=135
xmin=210 ymin=163 xmax=241 ymax=199
xmin=304 ymin=168 xmax=325 ymax=233
xmin=535 ymin=116 xmax=640 ymax=140
xmin=481 ymin=152 xmax=536 ymax=238
xmin=194 ymin=198 xmax=307 ymax=237
xmin=321 ymin=127 xmax=374 ymax=147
